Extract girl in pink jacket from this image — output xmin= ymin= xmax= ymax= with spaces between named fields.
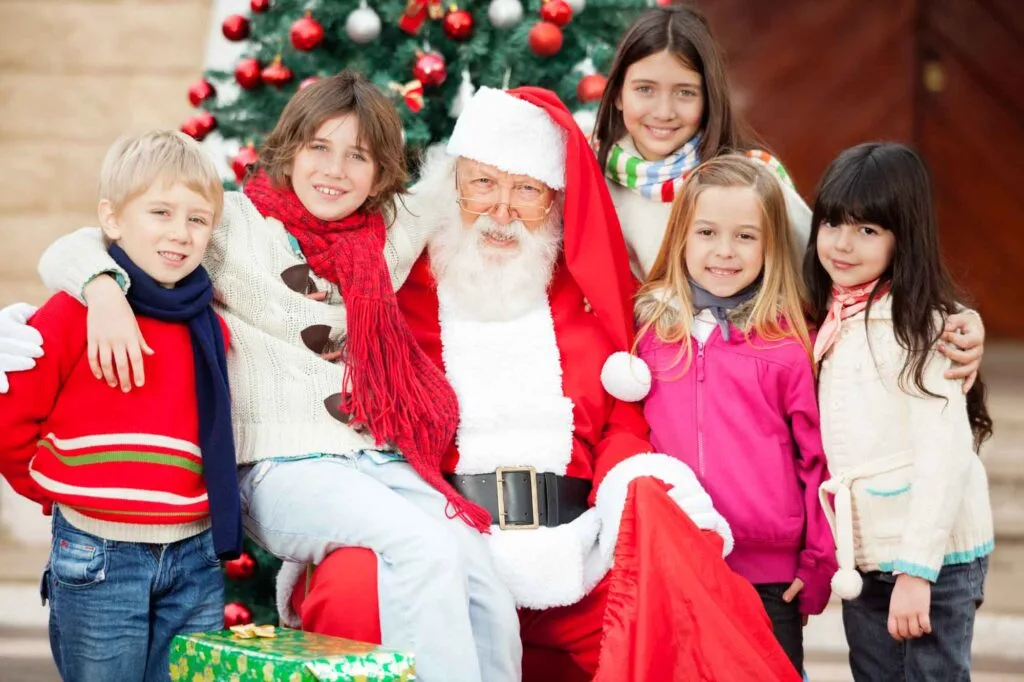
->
xmin=635 ymin=154 xmax=836 ymax=675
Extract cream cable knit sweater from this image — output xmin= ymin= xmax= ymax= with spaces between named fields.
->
xmin=37 ymin=190 xmax=438 ymax=465
xmin=817 ymin=295 xmax=994 ymax=582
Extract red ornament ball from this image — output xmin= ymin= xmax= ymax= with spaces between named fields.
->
xmin=222 ymin=14 xmax=251 ymax=41
xmin=262 ymin=58 xmax=294 ymax=88
xmin=187 ymin=79 xmax=216 ymax=108
xmin=576 ymin=73 xmax=607 ymax=103
xmin=224 ymin=602 xmax=253 ymax=627
xmin=299 ymin=76 xmax=321 ymax=90
xmin=539 ymin=0 xmax=572 ymax=27
xmin=235 ymin=58 xmax=262 ymax=90
xmin=223 ymin=551 xmax=257 ymax=580
xmin=412 ymin=52 xmax=447 ymax=87
xmin=528 ymin=21 xmax=563 ymax=57
xmin=181 ymin=112 xmax=216 ymax=141
xmin=290 ymin=14 xmax=325 ymax=51
xmin=250 ymin=0 xmax=271 ymax=13
xmin=442 ymin=9 xmax=474 ymax=41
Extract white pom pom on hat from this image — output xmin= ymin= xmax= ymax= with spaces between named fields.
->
xmin=831 ymin=568 xmax=863 ymax=600
xmin=601 ymin=351 xmax=651 ymax=402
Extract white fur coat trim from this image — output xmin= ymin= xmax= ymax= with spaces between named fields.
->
xmin=595 ymin=453 xmax=733 ymax=566
xmin=486 ymin=508 xmax=608 ymax=609
xmin=438 ymin=287 xmax=576 ymax=475
xmin=276 ymin=560 xmax=306 ymax=628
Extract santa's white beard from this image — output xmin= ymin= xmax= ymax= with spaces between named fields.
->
xmin=429 ymin=207 xmax=563 ymax=322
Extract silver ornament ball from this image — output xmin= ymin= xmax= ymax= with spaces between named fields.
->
xmin=573 ymin=109 xmax=597 ymax=137
xmin=488 ymin=0 xmax=523 ymax=30
xmin=346 ymin=6 xmax=382 ymax=44
xmin=565 ymin=0 xmax=585 ymax=14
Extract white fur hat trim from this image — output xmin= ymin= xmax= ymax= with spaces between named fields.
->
xmin=446 ymin=86 xmax=567 ymax=190
xmin=601 ymin=351 xmax=652 ymax=402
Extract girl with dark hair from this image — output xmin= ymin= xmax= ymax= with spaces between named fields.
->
xmin=592 ymin=4 xmax=986 ymax=387
xmin=810 ymin=142 xmax=994 ymax=682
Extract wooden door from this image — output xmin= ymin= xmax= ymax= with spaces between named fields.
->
xmin=916 ymin=0 xmax=1024 ymax=338
xmin=692 ymin=0 xmax=1024 ymax=337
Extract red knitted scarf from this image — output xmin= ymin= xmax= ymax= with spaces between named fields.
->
xmin=244 ymin=171 xmax=490 ymax=532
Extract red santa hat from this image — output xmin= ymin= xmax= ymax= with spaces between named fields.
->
xmin=445 ymin=86 xmax=651 ymax=401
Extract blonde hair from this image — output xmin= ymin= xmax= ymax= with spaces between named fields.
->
xmin=98 ymin=130 xmax=224 ymax=224
xmin=635 ymin=154 xmax=811 ymax=371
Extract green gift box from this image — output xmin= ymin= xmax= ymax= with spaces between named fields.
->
xmin=169 ymin=628 xmax=416 ymax=681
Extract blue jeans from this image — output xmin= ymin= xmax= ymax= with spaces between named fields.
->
xmin=238 ymin=453 xmax=522 ymax=682
xmin=755 ymin=582 xmax=804 ymax=674
xmin=842 ymin=557 xmax=988 ymax=682
xmin=42 ymin=507 xmax=225 ymax=682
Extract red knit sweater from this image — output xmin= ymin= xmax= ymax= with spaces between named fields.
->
xmin=0 ymin=293 xmax=230 ymax=538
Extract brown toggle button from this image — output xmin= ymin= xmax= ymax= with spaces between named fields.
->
xmin=324 ymin=393 xmax=353 ymax=424
xmin=281 ymin=264 xmax=316 ymax=295
xmin=301 ymin=325 xmax=332 ymax=355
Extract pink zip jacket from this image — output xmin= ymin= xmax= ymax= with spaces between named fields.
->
xmin=637 ymin=304 xmax=836 ymax=615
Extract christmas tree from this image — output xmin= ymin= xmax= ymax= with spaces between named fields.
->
xmin=185 ymin=0 xmax=649 ymax=182
xmin=186 ymin=0 xmax=651 ymax=628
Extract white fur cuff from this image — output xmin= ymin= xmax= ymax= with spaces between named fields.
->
xmin=276 ymin=560 xmax=307 ymax=628
xmin=595 ymin=453 xmax=732 ymax=563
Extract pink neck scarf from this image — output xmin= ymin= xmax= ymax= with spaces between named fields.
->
xmin=813 ymin=280 xmax=886 ymax=362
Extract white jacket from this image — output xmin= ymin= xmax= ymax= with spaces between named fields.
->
xmin=817 ymin=295 xmax=994 ymax=583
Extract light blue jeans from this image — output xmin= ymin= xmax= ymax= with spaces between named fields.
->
xmin=238 ymin=452 xmax=522 ymax=682
xmin=43 ymin=507 xmax=224 ymax=682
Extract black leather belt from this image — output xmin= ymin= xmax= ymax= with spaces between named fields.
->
xmin=447 ymin=467 xmax=591 ymax=530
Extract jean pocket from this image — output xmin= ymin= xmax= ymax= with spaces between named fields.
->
xmin=239 ymin=460 xmax=275 ymax=511
xmin=194 ymin=530 xmax=222 ymax=569
xmin=50 ymin=527 xmax=107 ymax=589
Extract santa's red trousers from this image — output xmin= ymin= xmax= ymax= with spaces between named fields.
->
xmin=290 ymin=548 xmax=607 ymax=682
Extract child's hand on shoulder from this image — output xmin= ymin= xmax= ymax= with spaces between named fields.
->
xmin=888 ymin=574 xmax=932 ymax=641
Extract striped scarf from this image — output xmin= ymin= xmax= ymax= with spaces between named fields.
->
xmin=605 ymin=136 xmax=797 ymax=203
xmin=605 ymin=135 xmax=702 ymax=203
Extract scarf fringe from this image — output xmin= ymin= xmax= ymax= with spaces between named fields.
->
xmin=343 ymin=297 xmax=492 ymax=533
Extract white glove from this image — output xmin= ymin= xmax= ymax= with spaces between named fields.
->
xmin=667 ymin=482 xmax=735 ymax=557
xmin=0 ymin=302 xmax=43 ymax=393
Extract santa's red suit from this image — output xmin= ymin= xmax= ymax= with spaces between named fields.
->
xmin=282 ymin=87 xmax=800 ymax=682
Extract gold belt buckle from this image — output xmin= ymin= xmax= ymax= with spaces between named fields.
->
xmin=495 ymin=466 xmax=539 ymax=530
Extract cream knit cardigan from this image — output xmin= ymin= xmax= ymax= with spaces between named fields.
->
xmin=37 ymin=190 xmax=436 ymax=465
xmin=817 ymin=295 xmax=994 ymax=583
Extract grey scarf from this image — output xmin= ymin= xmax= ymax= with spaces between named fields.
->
xmin=688 ymin=277 xmax=762 ymax=341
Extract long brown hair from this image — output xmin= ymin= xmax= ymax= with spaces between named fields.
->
xmin=636 ymin=155 xmax=811 ymax=371
xmin=257 ymin=71 xmax=407 ymax=223
xmin=594 ymin=5 xmax=753 ymax=170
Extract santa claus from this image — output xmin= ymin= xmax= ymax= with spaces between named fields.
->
xmin=283 ymin=87 xmax=799 ymax=682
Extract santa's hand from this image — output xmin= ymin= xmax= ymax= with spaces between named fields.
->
xmin=666 ymin=483 xmax=734 ymax=557
xmin=0 ymin=302 xmax=43 ymax=393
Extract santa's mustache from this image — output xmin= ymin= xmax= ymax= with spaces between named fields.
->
xmin=474 ymin=216 xmax=527 ymax=244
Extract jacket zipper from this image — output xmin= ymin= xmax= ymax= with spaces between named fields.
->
xmin=696 ymin=340 xmax=706 ymax=479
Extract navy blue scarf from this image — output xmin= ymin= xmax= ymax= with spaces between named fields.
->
xmin=688 ymin=277 xmax=762 ymax=341
xmin=109 ymin=245 xmax=242 ymax=559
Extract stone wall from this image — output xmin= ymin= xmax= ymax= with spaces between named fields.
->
xmin=0 ymin=0 xmax=212 ymax=543
xmin=0 ymin=0 xmax=213 ymax=306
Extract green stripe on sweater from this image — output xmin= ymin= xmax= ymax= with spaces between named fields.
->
xmin=37 ymin=440 xmax=203 ymax=474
